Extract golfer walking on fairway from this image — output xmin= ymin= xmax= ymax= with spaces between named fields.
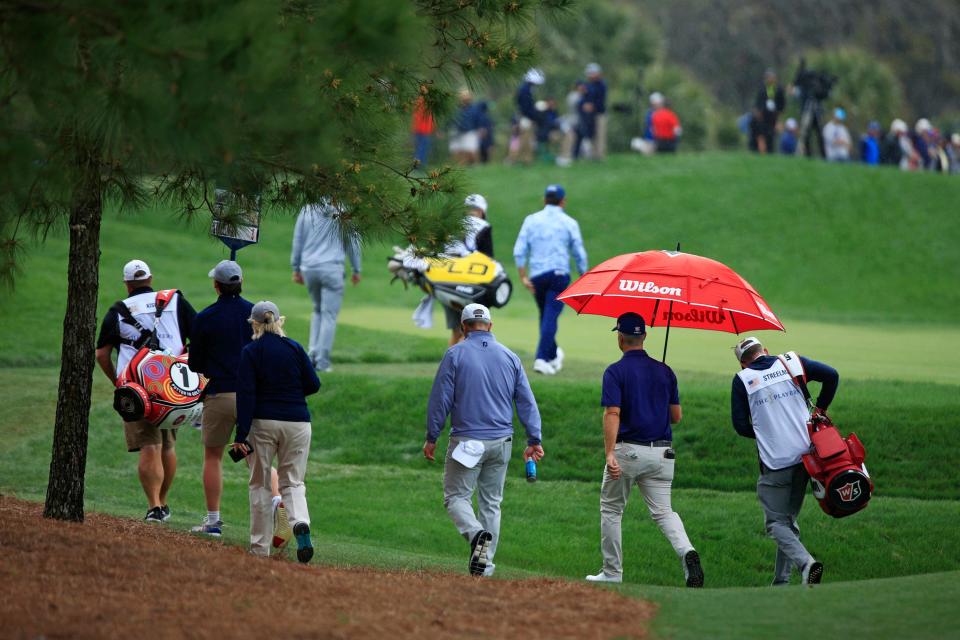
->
xmin=512 ymin=184 xmax=588 ymax=376
xmin=731 ymin=337 xmax=839 ymax=585
xmin=587 ymin=313 xmax=703 ymax=587
xmin=291 ymin=199 xmax=362 ymax=373
xmin=424 ymin=303 xmax=544 ymax=576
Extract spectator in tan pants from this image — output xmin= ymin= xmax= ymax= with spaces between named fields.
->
xmin=508 ymin=68 xmax=544 ymax=165
xmin=234 ymin=301 xmax=321 ymax=562
xmin=188 ymin=261 xmax=287 ymax=545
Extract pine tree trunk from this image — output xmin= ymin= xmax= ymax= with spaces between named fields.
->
xmin=43 ymin=142 xmax=103 ymax=522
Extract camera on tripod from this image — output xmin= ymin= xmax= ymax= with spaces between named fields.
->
xmin=794 ymin=58 xmax=837 ymax=102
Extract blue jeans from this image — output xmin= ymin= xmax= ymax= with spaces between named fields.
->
xmin=532 ymin=271 xmax=570 ymax=361
xmin=413 ymin=133 xmax=432 ymax=168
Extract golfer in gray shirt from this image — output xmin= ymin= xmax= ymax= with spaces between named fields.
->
xmin=424 ymin=303 xmax=544 ymax=577
xmin=291 ymin=199 xmax=362 ymax=372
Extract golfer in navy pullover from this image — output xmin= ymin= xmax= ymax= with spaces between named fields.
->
xmin=235 ymin=301 xmax=320 ymax=562
xmin=188 ymin=260 xmax=255 ymax=536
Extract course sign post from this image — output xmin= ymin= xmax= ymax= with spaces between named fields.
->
xmin=210 ymin=188 xmax=261 ymax=260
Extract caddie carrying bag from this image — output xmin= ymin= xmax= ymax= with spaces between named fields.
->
xmin=778 ymin=355 xmax=874 ymax=518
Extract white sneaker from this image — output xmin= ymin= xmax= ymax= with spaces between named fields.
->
xmin=585 ymin=571 xmax=622 ymax=583
xmin=549 ymin=347 xmax=564 ymax=372
xmin=533 ymin=359 xmax=556 ymax=375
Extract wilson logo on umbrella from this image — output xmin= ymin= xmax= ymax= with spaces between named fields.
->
xmin=617 ymin=280 xmax=683 ymax=296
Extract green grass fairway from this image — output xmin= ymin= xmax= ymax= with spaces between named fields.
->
xmin=1 ymin=153 xmax=958 ymax=638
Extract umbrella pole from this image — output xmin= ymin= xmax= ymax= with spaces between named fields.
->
xmin=661 ymin=242 xmax=680 ymax=363
xmin=661 ymin=300 xmax=674 ymax=362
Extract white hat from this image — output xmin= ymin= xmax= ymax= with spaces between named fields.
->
xmin=451 ymin=440 xmax=485 ymax=469
xmin=123 ymin=259 xmax=152 ymax=282
xmin=461 ymin=303 xmax=491 ymax=323
xmin=733 ymin=336 xmax=763 ymax=362
xmin=585 ymin=62 xmax=602 ymax=76
xmin=524 ymin=68 xmax=545 ymax=85
xmin=464 ymin=194 xmax=488 ymax=212
xmin=915 ymin=118 xmax=932 ymax=133
xmin=891 ymin=119 xmax=908 ymax=134
xmin=649 ymin=91 xmax=664 ymax=106
xmin=785 ymin=117 xmax=798 ymax=130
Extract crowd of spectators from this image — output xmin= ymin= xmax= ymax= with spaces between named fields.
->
xmin=742 ymin=68 xmax=960 ymax=174
xmin=411 ymin=65 xmax=958 ymax=176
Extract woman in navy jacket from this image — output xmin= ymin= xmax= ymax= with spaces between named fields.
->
xmin=234 ymin=301 xmax=321 ymax=562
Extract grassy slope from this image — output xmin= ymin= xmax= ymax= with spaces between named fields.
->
xmin=2 ymin=367 xmax=958 ymax=593
xmin=1 ymin=153 xmax=958 ymax=638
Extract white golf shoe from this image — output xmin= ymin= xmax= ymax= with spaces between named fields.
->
xmin=533 ymin=359 xmax=557 ymax=375
xmin=585 ymin=571 xmax=622 ymax=584
xmin=549 ymin=347 xmax=565 ymax=372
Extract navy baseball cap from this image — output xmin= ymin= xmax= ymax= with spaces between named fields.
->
xmin=613 ymin=312 xmax=646 ymax=336
xmin=545 ymin=184 xmax=566 ymax=200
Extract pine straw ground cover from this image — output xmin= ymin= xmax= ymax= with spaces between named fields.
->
xmin=0 ymin=496 xmax=653 ymax=639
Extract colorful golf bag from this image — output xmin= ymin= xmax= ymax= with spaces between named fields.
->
xmin=111 ymin=289 xmax=207 ymax=428
xmin=801 ymin=412 xmax=873 ymax=518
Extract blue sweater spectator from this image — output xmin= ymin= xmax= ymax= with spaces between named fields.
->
xmin=780 ymin=130 xmax=798 ymax=154
xmin=860 ymin=135 xmax=880 ymax=164
xmin=188 ymin=293 xmax=254 ymax=395
xmin=584 ymin=78 xmax=607 ymax=115
xmin=236 ymin=332 xmax=321 ymax=443
xmin=454 ymin=102 xmax=482 ymax=134
xmin=517 ymin=81 xmax=538 ymax=121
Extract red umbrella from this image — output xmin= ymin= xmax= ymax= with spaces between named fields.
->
xmin=557 ymin=249 xmax=784 ymax=359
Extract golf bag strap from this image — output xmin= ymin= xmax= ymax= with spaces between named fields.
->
xmin=776 ymin=354 xmax=812 ymax=404
xmin=154 ymin=289 xmax=178 ymax=317
xmin=110 ymin=300 xmax=154 ymax=349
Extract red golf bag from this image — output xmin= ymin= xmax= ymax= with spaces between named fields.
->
xmin=801 ymin=412 xmax=873 ymax=518
xmin=777 ymin=355 xmax=874 ymax=518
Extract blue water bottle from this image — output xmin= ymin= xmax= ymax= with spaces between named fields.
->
xmin=525 ymin=457 xmax=537 ymax=483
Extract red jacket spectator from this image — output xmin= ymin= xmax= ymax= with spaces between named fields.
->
xmin=651 ymin=108 xmax=680 ymax=141
xmin=651 ymin=107 xmax=681 ymax=152
xmin=412 ymin=98 xmax=435 ymax=135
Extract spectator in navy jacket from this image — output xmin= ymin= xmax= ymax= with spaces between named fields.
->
xmin=449 ymin=89 xmax=481 ymax=165
xmin=508 ymin=68 xmax=544 ymax=164
xmin=582 ymin=63 xmax=608 ymax=160
xmin=235 ymin=301 xmax=321 ymax=563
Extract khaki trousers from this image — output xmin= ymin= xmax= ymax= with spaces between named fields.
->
xmin=594 ymin=114 xmax=608 ymax=160
xmin=249 ymin=418 xmax=311 ymax=556
xmin=599 ymin=442 xmax=693 ymax=577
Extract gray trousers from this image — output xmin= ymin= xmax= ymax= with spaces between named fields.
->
xmin=443 ymin=436 xmax=511 ymax=571
xmin=757 ymin=463 xmax=814 ymax=585
xmin=302 ymin=265 xmax=345 ymax=370
xmin=600 ymin=443 xmax=694 ymax=577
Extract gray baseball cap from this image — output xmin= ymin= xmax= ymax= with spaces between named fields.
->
xmin=208 ymin=260 xmax=243 ymax=284
xmin=250 ymin=300 xmax=281 ymax=323
xmin=461 ymin=303 xmax=491 ymax=323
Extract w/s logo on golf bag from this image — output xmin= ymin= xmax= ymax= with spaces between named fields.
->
xmin=836 ymin=480 xmax=862 ymax=503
